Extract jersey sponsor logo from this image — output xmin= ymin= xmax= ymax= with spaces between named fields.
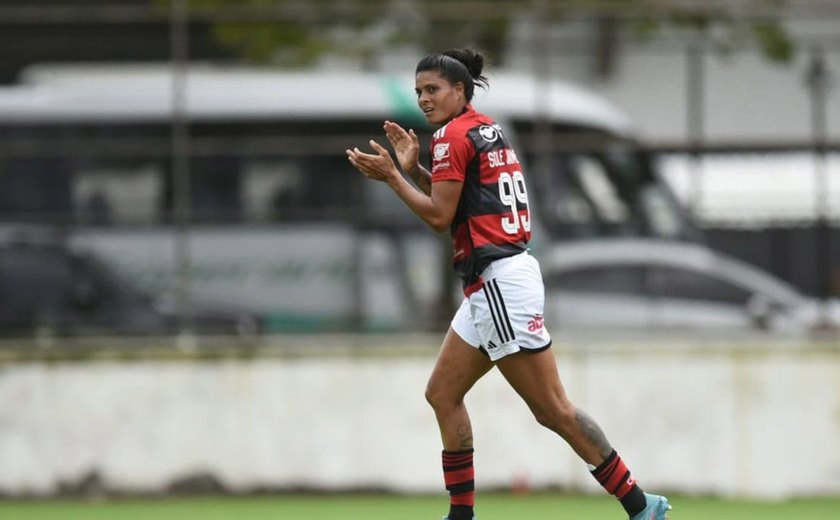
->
xmin=433 ymin=142 xmax=451 ymax=161
xmin=527 ymin=314 xmax=544 ymax=332
xmin=432 ymin=161 xmax=451 ymax=173
xmin=478 ymin=124 xmax=498 ymax=143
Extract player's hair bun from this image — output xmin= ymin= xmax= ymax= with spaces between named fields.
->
xmin=443 ymin=48 xmax=489 ymax=88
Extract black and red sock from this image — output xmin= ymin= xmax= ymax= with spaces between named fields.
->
xmin=591 ymin=450 xmax=647 ymax=517
xmin=442 ymin=448 xmax=475 ymax=520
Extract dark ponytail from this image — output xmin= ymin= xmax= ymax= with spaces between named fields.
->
xmin=415 ymin=48 xmax=489 ymax=101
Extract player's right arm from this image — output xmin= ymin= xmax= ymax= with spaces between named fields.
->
xmin=383 ymin=121 xmax=432 ymax=196
xmin=406 ymin=164 xmax=433 ymax=196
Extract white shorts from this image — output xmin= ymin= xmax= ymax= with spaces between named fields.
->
xmin=450 ymin=251 xmax=552 ymax=362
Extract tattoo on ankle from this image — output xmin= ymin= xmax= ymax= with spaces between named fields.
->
xmin=574 ymin=408 xmax=613 ymax=458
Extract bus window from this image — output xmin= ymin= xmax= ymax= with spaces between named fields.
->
xmin=243 ymin=160 xmax=303 ymax=222
xmin=524 ymin=139 xmax=689 ymax=241
xmin=239 ymin=152 xmax=365 ymax=223
xmin=601 ymin=146 xmax=686 ymax=239
xmin=639 ymin=184 xmax=684 ymax=239
xmin=528 ymin=151 xmax=642 ymax=239
xmin=180 ymin=156 xmax=241 ymax=223
xmin=74 ymin=162 xmax=162 ymax=225
xmin=573 ymin=155 xmax=629 ymax=224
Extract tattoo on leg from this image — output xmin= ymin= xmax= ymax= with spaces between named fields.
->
xmin=457 ymin=422 xmax=474 ymax=450
xmin=574 ymin=408 xmax=613 ymax=459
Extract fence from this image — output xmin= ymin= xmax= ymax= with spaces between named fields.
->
xmin=1 ymin=1 xmax=840 ymax=332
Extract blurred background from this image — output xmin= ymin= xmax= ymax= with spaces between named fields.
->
xmin=0 ymin=0 xmax=839 ymax=511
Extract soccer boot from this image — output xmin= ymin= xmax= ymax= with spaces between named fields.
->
xmin=630 ymin=493 xmax=671 ymax=520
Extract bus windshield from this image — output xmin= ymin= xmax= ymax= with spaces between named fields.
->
xmin=513 ymin=124 xmax=693 ymax=242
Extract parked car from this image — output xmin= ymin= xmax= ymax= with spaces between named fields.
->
xmin=539 ymin=239 xmax=827 ymax=334
xmin=0 ymin=228 xmax=261 ymax=338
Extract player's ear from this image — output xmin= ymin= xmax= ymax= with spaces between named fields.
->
xmin=454 ymin=82 xmax=465 ymax=99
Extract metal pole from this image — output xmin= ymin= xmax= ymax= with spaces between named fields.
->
xmin=686 ymin=36 xmax=706 ymax=223
xmin=171 ymin=0 xmax=194 ymax=347
xmin=806 ymin=46 xmax=832 ymax=324
xmin=531 ymin=0 xmax=553 ymax=199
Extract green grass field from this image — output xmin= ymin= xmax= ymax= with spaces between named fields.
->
xmin=1 ymin=493 xmax=839 ymax=520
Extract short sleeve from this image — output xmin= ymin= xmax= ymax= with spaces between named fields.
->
xmin=430 ymin=133 xmax=474 ymax=183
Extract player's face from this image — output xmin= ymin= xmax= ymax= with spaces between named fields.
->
xmin=415 ymin=71 xmax=466 ymax=126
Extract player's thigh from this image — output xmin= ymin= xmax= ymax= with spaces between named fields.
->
xmin=495 ymin=348 xmax=573 ymax=419
xmin=426 ymin=327 xmax=493 ymax=405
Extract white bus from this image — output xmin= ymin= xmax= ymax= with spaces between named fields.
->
xmin=0 ymin=64 xmax=698 ymax=333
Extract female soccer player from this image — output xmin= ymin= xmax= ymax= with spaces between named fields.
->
xmin=346 ymin=48 xmax=670 ymax=520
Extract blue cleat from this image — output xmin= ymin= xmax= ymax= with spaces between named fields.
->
xmin=630 ymin=493 xmax=671 ymax=520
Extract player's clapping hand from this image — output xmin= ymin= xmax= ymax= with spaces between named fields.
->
xmin=383 ymin=121 xmax=419 ymax=175
xmin=346 ymin=140 xmax=400 ymax=184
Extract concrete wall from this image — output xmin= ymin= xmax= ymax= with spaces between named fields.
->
xmin=1 ymin=335 xmax=839 ymax=498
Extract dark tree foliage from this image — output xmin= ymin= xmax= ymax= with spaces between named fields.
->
xmin=172 ymin=0 xmax=795 ymax=68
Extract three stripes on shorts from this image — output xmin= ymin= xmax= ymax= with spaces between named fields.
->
xmin=482 ymin=278 xmax=515 ymax=344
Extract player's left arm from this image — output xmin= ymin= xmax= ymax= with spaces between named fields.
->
xmin=388 ymin=177 xmax=462 ymax=233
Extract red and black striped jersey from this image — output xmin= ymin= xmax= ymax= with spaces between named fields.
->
xmin=430 ymin=104 xmax=531 ymax=295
